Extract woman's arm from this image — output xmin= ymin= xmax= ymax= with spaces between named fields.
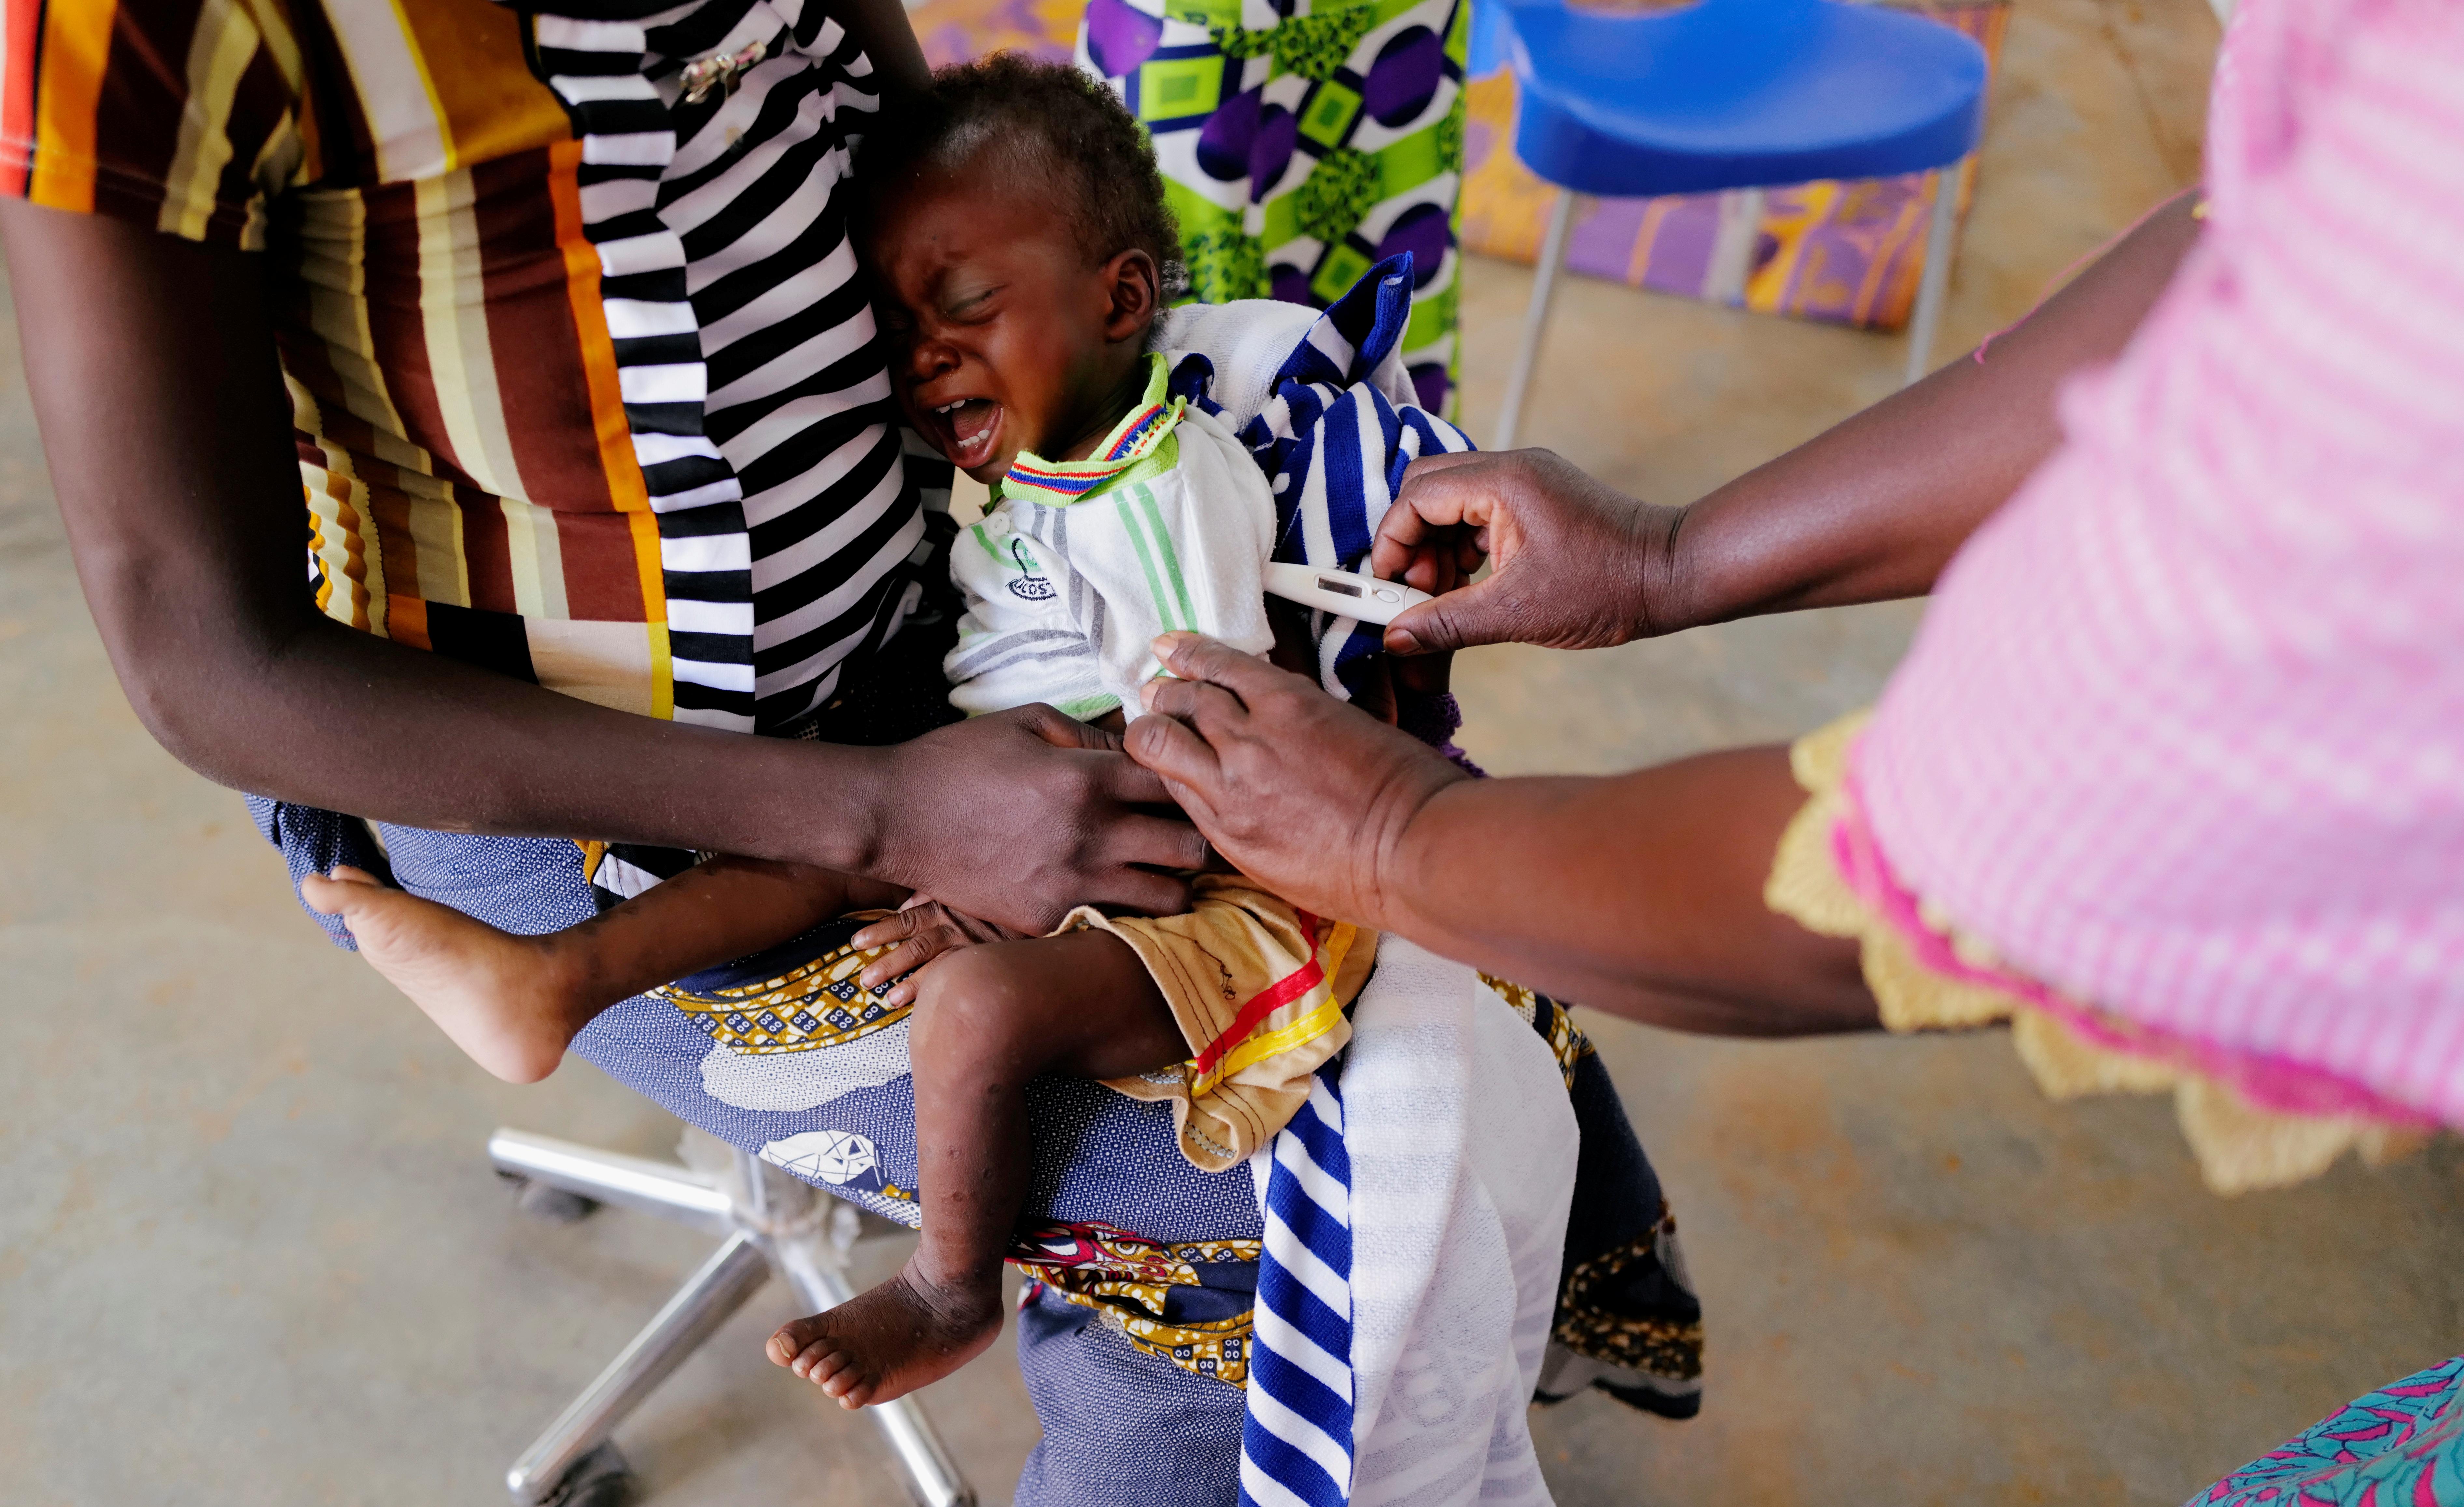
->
xmin=3 ymin=204 xmax=1202 ymax=931
xmin=832 ymin=0 xmax=932 ymax=101
xmin=1129 ymin=636 xmax=1871 ymax=1033
xmin=1372 ymin=191 xmax=2206 ymax=655
xmin=1131 ymin=194 xmax=2212 ymax=1028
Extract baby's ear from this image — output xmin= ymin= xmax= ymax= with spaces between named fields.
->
xmin=1102 ymin=248 xmax=1161 ymax=343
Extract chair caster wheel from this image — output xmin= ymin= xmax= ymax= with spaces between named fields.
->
xmin=508 ymin=1176 xmax=601 ymax=1223
xmin=531 ymin=1440 xmax=633 ymax=1507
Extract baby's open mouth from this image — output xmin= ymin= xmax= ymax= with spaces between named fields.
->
xmin=928 ymin=397 xmax=1002 ymax=467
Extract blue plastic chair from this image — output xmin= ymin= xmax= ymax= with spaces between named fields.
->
xmin=1488 ymin=0 xmax=1991 ymax=448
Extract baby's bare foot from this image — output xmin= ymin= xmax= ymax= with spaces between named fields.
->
xmin=301 ymin=866 xmax=582 ymax=1083
xmin=765 ymin=1261 xmax=1003 ymax=1409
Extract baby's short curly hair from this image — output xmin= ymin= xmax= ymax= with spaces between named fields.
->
xmin=858 ymin=53 xmax=1185 ymax=295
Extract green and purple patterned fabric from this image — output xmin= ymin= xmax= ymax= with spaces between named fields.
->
xmin=1077 ymin=0 xmax=1468 ymax=418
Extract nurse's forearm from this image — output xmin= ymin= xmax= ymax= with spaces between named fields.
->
xmin=1378 ymin=748 xmax=1880 ymax=1035
xmin=1661 ymin=190 xmax=2205 ymax=631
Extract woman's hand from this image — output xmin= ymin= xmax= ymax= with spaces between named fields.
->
xmin=1125 ymin=633 xmax=1468 ymax=929
xmin=1370 ymin=449 xmax=1682 ymax=656
xmin=863 ymin=704 xmax=1210 ymax=933
xmin=1128 ymin=634 xmax=1874 ymax=1031
xmin=1368 ymin=195 xmax=2213 ymax=661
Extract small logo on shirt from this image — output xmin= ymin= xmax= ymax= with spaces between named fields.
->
xmin=1007 ymin=539 xmax=1056 ymax=601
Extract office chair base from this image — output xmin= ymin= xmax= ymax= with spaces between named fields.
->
xmin=531 ymin=1440 xmax=634 ymax=1507
xmin=490 ymin=1128 xmax=976 ymax=1507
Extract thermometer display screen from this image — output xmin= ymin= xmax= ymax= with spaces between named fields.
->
xmin=1318 ymin=577 xmax=1363 ymax=597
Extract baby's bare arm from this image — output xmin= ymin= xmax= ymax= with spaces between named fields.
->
xmin=548 ymin=857 xmax=911 ymax=1007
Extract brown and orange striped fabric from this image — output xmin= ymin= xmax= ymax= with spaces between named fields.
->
xmin=0 ymin=0 xmax=932 ymax=733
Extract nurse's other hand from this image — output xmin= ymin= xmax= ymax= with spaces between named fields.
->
xmin=1369 ymin=449 xmax=1682 ymax=655
xmin=1126 ymin=633 xmax=1467 ymax=930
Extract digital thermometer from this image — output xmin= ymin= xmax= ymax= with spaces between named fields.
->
xmin=1263 ymin=562 xmax=1434 ymax=627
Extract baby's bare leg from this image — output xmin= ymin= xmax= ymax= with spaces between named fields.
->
xmin=769 ymin=929 xmax=1182 ymax=1407
xmin=304 ymin=858 xmax=902 ymax=1083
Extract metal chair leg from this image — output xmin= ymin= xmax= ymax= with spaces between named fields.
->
xmin=1904 ymin=158 xmax=1966 ymax=388
xmin=491 ymin=1129 xmax=733 ymax=1234
xmin=1495 ymin=188 xmax=1577 ymax=451
xmin=506 ymin=1231 xmax=774 ymax=1505
xmin=496 ymin=1133 xmax=979 ymax=1507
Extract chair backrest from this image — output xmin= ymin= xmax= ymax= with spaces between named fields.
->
xmin=1496 ymin=0 xmax=1989 ymax=195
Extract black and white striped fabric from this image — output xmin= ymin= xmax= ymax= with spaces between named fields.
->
xmin=532 ymin=0 xmax=929 ymax=734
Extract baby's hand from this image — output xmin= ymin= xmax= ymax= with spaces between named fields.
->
xmin=852 ymin=896 xmax=1025 ymax=1004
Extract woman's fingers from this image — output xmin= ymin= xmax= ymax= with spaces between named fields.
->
xmin=878 ymin=689 xmax=1206 ymax=929
xmin=1097 ymin=750 xmax=1176 ymax=808
xmin=1151 ymin=631 xmax=1310 ymax=701
xmin=1123 ymin=710 xmax=1223 ymax=806
xmin=1385 ymin=561 xmax=1579 ymax=654
xmin=1007 ymin=700 xmax=1123 ymax=752
xmin=1138 ymin=671 xmax=1250 ymax=736
xmin=1109 ymin=810 xmax=1216 ymax=874
xmin=1390 ymin=450 xmax=1675 ymax=653
xmin=1093 ymin=863 xmax=1198 ymax=920
xmin=1124 ymin=645 xmax=1470 ymax=926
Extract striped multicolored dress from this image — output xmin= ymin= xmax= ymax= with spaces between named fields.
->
xmin=3 ymin=0 xmax=934 ymax=734
xmin=1078 ymin=0 xmax=1469 ymax=418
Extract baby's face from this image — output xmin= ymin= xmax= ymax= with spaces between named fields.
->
xmin=864 ymin=166 xmax=1152 ymax=484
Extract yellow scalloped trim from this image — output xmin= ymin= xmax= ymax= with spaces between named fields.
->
xmin=1766 ymin=712 xmax=2430 ymax=1196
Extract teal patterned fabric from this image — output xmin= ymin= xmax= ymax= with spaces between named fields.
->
xmin=2190 ymin=1356 xmax=2464 ymax=1506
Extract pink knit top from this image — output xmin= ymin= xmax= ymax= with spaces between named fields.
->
xmin=1850 ymin=0 xmax=2464 ymax=1129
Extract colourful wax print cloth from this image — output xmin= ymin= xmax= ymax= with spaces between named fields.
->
xmin=1766 ymin=0 xmax=2464 ymax=1193
xmin=1077 ymin=0 xmax=1469 ymax=418
xmin=0 ymin=0 xmax=943 ymax=734
xmin=2189 ymin=1356 xmax=2464 ymax=1507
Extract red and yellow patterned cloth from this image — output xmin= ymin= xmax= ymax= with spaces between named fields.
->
xmin=1075 ymin=876 xmax=1376 ymax=1172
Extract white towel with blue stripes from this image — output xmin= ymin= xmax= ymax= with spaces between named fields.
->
xmin=1243 ymin=937 xmax=1577 ymax=1507
xmin=1163 ymin=262 xmax=1572 ymax=1507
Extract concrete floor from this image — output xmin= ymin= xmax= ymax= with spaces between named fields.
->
xmin=5 ymin=1 xmax=2458 ymax=1503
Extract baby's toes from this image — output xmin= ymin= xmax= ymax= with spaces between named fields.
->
xmin=823 ymin=1368 xmax=875 ymax=1407
xmin=768 ymin=1320 xmax=824 ymax=1368
xmin=784 ymin=1336 xmax=858 ymax=1385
